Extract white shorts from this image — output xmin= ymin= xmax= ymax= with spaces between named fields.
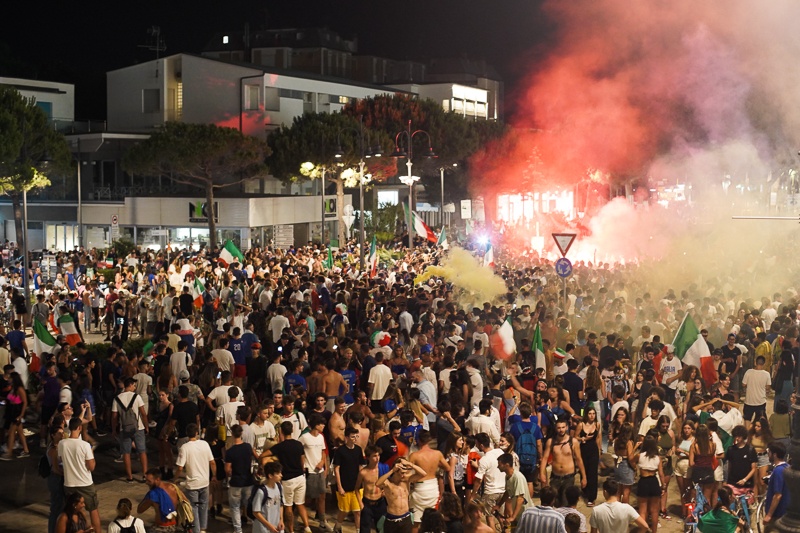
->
xmin=410 ymin=479 xmax=440 ymax=523
xmin=714 ymin=464 xmax=724 ymax=482
xmin=282 ymin=475 xmax=306 ymax=507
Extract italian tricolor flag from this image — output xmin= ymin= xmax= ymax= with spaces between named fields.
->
xmin=191 ymin=278 xmax=205 ymax=308
xmin=532 ymin=322 xmax=546 ymax=371
xmin=483 ymin=244 xmax=494 ymax=268
xmin=672 ymin=313 xmax=715 ymax=388
xmin=33 ymin=319 xmax=57 ymax=356
xmin=368 ymin=236 xmax=378 ymax=279
xmin=219 ymin=240 xmax=244 ymax=266
xmin=490 ymin=317 xmax=515 ymax=361
xmin=437 ymin=227 xmax=449 ymax=250
xmin=403 ymin=204 xmax=437 ymax=243
xmin=56 ymin=313 xmax=82 ymax=346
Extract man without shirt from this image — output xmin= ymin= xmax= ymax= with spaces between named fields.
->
xmin=408 ymin=430 xmax=450 ymax=532
xmin=376 ymin=457 xmax=427 ymax=533
xmin=356 ymin=445 xmax=388 ymax=533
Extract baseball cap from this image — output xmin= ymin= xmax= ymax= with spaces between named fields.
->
xmin=179 ymin=370 xmax=190 ymax=381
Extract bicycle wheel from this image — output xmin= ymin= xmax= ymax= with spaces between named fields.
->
xmin=755 ymin=499 xmax=766 ymax=533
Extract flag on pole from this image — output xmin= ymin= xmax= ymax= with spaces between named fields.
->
xmin=672 ymin=313 xmax=714 ymax=388
xmin=323 ymin=246 xmax=333 ymax=270
xmin=437 ymin=227 xmax=449 ymax=250
xmin=142 ymin=340 xmax=155 ymax=357
xmin=465 ymin=220 xmax=473 ymax=235
xmin=483 ymin=245 xmax=494 ymax=268
xmin=33 ymin=319 xmax=56 ymax=356
xmin=532 ymin=323 xmax=546 ymax=371
xmin=191 ymin=278 xmax=205 ymax=308
xmin=56 ymin=314 xmax=82 ymax=346
xmin=218 ymin=240 xmax=244 ymax=266
xmin=403 ymin=204 xmax=438 ymax=242
xmin=368 ymin=236 xmax=378 ymax=279
xmin=490 ymin=317 xmax=515 ymax=361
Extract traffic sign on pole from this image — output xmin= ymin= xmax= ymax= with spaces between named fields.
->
xmin=552 ymin=233 xmax=577 ymax=257
xmin=555 ymin=257 xmax=573 ymax=278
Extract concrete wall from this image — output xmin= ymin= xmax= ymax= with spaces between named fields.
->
xmin=0 ymin=76 xmax=75 ymax=122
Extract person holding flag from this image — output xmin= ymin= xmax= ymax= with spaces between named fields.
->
xmin=671 ymin=313 xmax=714 ymax=389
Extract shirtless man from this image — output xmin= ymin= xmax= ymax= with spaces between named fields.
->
xmin=323 ymin=358 xmax=349 ymax=412
xmin=539 ymin=419 xmax=587 ymax=506
xmin=307 ymin=359 xmax=327 ymax=396
xmin=408 ymin=430 xmax=451 ymax=533
xmin=346 ymin=391 xmax=375 ymax=423
xmin=377 ymin=457 xmax=427 ymax=533
xmin=138 ymin=467 xmax=180 ymax=531
xmin=347 ymin=411 xmax=370 ymax=452
xmin=328 ymin=397 xmax=347 ymax=451
xmin=356 ymin=445 xmax=387 ymax=533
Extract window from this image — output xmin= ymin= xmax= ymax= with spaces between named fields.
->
xmin=378 ymin=190 xmax=399 ymax=206
xmin=442 ymin=99 xmax=450 ymax=112
xmin=176 ymin=82 xmax=183 ymax=120
xmin=245 ymin=85 xmax=260 ymax=111
xmin=223 ymin=35 xmax=229 ymax=44
xmin=264 ymin=87 xmax=280 ymax=111
xmin=142 ymin=89 xmax=160 ymax=113
xmin=36 ymin=101 xmax=53 ymax=119
xmin=338 ymin=95 xmax=350 ymax=104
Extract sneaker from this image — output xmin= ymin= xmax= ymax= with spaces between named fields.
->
xmin=40 ymin=441 xmax=47 ymax=448
xmin=0 ymin=455 xmax=13 ymax=461
xmin=114 ymin=456 xmax=124 ymax=463
xmin=319 ymin=521 xmax=332 ymax=531
xmin=333 ymin=525 xmax=342 ymax=533
xmin=22 ymin=429 xmax=35 ymax=437
xmin=305 ymin=528 xmax=313 ymax=533
xmin=96 ymin=430 xmax=108 ymax=437
xmin=125 ymin=478 xmax=135 ymax=484
xmin=18 ymin=451 xmax=29 ymax=458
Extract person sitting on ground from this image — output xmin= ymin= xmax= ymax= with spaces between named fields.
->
xmin=108 ymin=498 xmax=146 ymax=533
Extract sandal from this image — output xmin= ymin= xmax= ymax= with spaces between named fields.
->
xmin=660 ymin=511 xmax=671 ymax=520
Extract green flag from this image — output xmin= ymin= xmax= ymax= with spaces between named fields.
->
xmin=324 ymin=246 xmax=333 ymax=270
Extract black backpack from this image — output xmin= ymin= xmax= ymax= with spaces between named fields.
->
xmin=115 ymin=394 xmax=140 ymax=436
xmin=113 ymin=517 xmax=139 ymax=533
xmin=246 ymin=483 xmax=283 ymax=520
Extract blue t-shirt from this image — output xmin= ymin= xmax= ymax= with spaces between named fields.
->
xmin=766 ymin=463 xmax=790 ymax=519
xmin=241 ymin=332 xmax=258 ymax=359
xmin=7 ymin=330 xmax=26 ymax=353
xmin=508 ymin=414 xmax=544 ymax=443
xmin=285 ymin=373 xmax=307 ymax=394
xmin=383 ymin=399 xmax=398 ymax=415
xmin=228 ymin=338 xmax=245 ymax=365
xmin=341 ymin=369 xmax=357 ymax=403
xmin=399 ymin=424 xmax=421 ymax=447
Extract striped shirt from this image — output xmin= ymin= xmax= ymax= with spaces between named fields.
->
xmin=517 ymin=506 xmax=567 ymax=533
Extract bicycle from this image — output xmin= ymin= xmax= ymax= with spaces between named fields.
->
xmin=684 ymin=482 xmax=711 ymax=533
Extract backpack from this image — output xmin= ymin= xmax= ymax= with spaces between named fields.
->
xmin=170 ymin=483 xmax=194 ymax=531
xmin=246 ymin=483 xmax=283 ymax=520
xmin=113 ymin=518 xmax=140 ymax=533
xmin=115 ymin=394 xmax=139 ymax=436
xmin=515 ymin=422 xmax=538 ymax=471
xmin=38 ymin=454 xmax=51 ymax=478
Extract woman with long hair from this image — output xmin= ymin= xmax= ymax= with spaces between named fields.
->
xmin=156 ymin=362 xmax=177 ymax=396
xmin=748 ymin=417 xmax=774 ymax=498
xmin=609 ymin=407 xmax=630 ymax=453
xmin=690 ymin=424 xmax=717 ymax=508
xmin=773 ymin=350 xmax=795 ymax=411
xmin=55 ymin=492 xmax=90 ymax=533
xmin=613 ymin=423 xmax=636 ymax=503
xmin=107 ymin=498 xmax=145 ymax=533
xmin=584 ymin=366 xmax=606 ymax=420
xmin=498 ymin=432 xmax=519 ymax=469
xmin=443 ymin=432 xmax=469 ymax=501
xmin=655 ymin=415 xmax=675 ymax=520
xmin=696 ymin=485 xmax=745 ymax=533
xmin=47 ymin=425 xmax=66 ymax=533
xmin=576 ymin=406 xmax=602 ymax=506
xmin=635 ymin=434 xmax=665 ymax=533
xmin=390 ymin=345 xmax=410 ymax=382
xmin=674 ymin=420 xmax=696 ymax=516
xmin=440 ymin=492 xmax=464 ymax=533
xmin=381 ymin=382 xmax=404 ymax=420
xmin=419 ymin=508 xmax=447 ymax=533
xmin=628 ymin=370 xmax=647 ymax=420
xmin=1 ymin=371 xmax=29 ymax=460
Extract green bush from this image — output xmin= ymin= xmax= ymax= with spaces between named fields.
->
xmin=123 ymin=337 xmax=151 ymax=355
xmin=96 ymin=268 xmax=118 ymax=281
xmin=110 ymin=238 xmax=136 ymax=259
xmin=84 ymin=342 xmax=111 ymax=361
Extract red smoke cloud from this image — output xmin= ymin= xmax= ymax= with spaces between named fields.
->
xmin=471 ymin=1 xmax=800 ymax=209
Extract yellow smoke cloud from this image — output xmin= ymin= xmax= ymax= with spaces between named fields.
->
xmin=415 ymin=247 xmax=507 ymax=305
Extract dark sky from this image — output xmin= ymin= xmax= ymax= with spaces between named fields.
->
xmin=0 ymin=0 xmax=553 ymax=120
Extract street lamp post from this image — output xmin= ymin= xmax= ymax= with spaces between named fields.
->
xmin=22 ymin=188 xmax=29 ymax=321
xmin=335 ymin=117 xmax=380 ymax=272
xmin=438 ymin=163 xmax=457 ymax=228
xmin=391 ymin=120 xmax=436 ymax=249
xmin=320 ymin=166 xmax=327 ymax=247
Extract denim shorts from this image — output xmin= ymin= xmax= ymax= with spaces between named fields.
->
xmin=616 ymin=459 xmax=635 ymax=485
xmin=120 ymin=429 xmax=146 ymax=455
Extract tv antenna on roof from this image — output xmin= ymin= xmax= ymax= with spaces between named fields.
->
xmin=138 ymin=26 xmax=167 ymax=59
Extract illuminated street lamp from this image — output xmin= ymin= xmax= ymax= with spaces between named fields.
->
xmin=391 ymin=121 xmax=436 ymax=248
xmin=438 ymin=163 xmax=458 ymax=227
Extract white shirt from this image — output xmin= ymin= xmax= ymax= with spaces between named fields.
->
xmin=218 ymin=401 xmax=245 ymax=436
xmin=267 ymin=363 xmax=287 ymax=395
xmin=112 ymin=391 xmax=146 ymax=431
xmin=368 ymin=363 xmax=392 ymax=400
xmin=12 ymin=357 xmax=28 ymax=389
xmin=476 ymin=447 xmax=506 ymax=495
xmin=170 ymin=351 xmax=191 ymax=380
xmin=589 ymin=500 xmax=640 ymax=533
xmin=299 ymin=432 xmax=327 ymax=472
xmin=58 ymin=437 xmax=95 ymax=487
xmin=711 ymin=408 xmax=745 ymax=434
xmin=107 ymin=516 xmax=147 ymax=533
xmin=660 ymin=357 xmax=683 ymax=390
xmin=208 ymin=385 xmax=243 ymax=408
xmin=269 ymin=315 xmax=291 ymax=343
xmin=439 ymin=368 xmax=454 ymax=394
xmin=467 ymin=367 xmax=484 ymax=408
xmin=251 ymin=420 xmax=277 ymax=455
xmin=176 ymin=439 xmax=214 ymax=490
xmin=211 ymin=349 xmax=235 ymax=372
xmin=468 ymin=414 xmax=501 ymax=445
xmin=398 ymin=311 xmax=413 ymax=334
xmin=742 ymin=369 xmax=771 ymax=406
xmin=472 ymin=331 xmax=490 ymax=355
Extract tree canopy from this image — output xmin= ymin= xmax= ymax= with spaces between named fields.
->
xmin=0 ymin=86 xmax=71 ymax=252
xmin=122 ymin=122 xmax=270 ymax=250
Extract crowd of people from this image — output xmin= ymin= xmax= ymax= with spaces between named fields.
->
xmin=0 ymin=237 xmax=795 ymax=533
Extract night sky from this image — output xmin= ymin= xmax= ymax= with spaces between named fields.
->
xmin=0 ymin=0 xmax=553 ymax=120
